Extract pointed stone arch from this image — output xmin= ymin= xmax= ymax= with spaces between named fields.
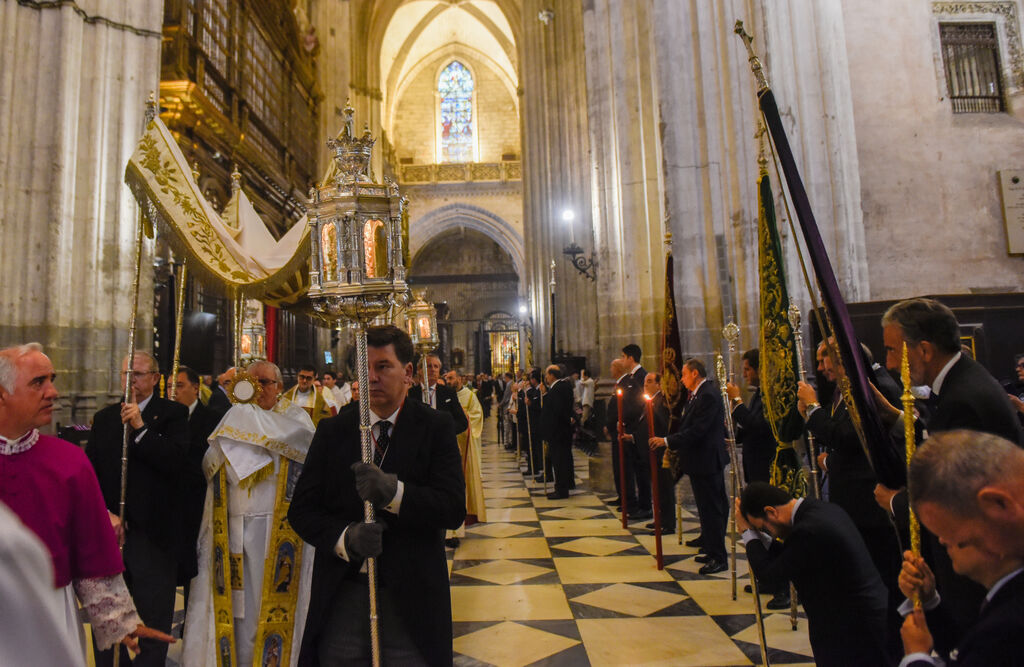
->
xmin=410 ymin=203 xmax=525 ymax=281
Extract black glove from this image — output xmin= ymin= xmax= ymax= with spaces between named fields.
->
xmin=344 ymin=521 xmax=385 ymax=560
xmin=351 ymin=462 xmax=398 ymax=507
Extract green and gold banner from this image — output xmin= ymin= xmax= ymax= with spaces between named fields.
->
xmin=756 ymin=170 xmax=806 ymax=495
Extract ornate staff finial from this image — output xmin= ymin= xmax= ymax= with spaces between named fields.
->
xmin=734 ymin=21 xmax=769 ymax=93
xmin=231 ymin=165 xmax=242 ymax=193
xmin=191 ymin=161 xmax=201 ymax=183
xmin=664 ymin=231 xmax=673 ymax=253
xmin=144 ymin=91 xmax=157 ymax=123
xmin=723 ymin=321 xmax=740 ymax=346
xmin=787 ymin=299 xmax=801 ymax=330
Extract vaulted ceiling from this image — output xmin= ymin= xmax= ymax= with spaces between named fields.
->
xmin=379 ymin=0 xmax=518 ymax=133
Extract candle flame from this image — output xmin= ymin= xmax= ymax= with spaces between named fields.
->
xmin=616 ymin=388 xmax=622 ymax=395
xmin=643 ymin=393 xmax=651 ymax=401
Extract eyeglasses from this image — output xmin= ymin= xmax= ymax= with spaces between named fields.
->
xmin=1017 ymin=362 xmax=1024 ymax=369
xmin=122 ymin=371 xmax=157 ymax=379
xmin=297 ymin=374 xmax=315 ymax=381
xmin=256 ymin=378 xmax=278 ymax=387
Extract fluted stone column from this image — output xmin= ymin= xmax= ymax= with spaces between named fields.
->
xmin=650 ymin=0 xmax=763 ymax=358
xmin=0 ymin=0 xmax=162 ymax=424
xmin=761 ymin=0 xmax=869 ymax=301
xmin=582 ymin=0 xmax=673 ymax=370
xmin=520 ymin=0 xmax=598 ymax=367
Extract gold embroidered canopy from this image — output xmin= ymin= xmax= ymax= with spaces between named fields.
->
xmin=124 ymin=110 xmax=311 ymax=307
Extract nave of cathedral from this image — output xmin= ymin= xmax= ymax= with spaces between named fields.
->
xmin=139 ymin=415 xmax=815 ymax=667
xmin=3 ymin=0 xmax=1024 ymax=665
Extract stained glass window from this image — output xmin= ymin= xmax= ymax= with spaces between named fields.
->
xmin=438 ymin=61 xmax=475 ymax=163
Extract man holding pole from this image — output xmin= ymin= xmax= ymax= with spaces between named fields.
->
xmin=650 ymin=358 xmax=729 ymax=575
xmin=87 ymin=350 xmax=189 ymax=667
xmin=542 ymin=364 xmax=575 ymax=500
xmin=289 ymin=325 xmax=465 ymax=665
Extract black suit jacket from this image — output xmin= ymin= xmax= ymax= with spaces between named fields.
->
xmin=206 ymin=384 xmax=231 ymax=415
xmin=906 ymin=569 xmax=1024 ymax=667
xmin=178 ymin=401 xmax=222 ymax=582
xmin=927 ymin=355 xmax=1023 ymax=445
xmin=889 ymin=355 xmax=1022 ymax=644
xmin=86 ymin=396 xmax=190 ymax=551
xmin=541 ymin=378 xmax=574 ymax=444
xmin=288 ymin=398 xmax=466 ymax=666
xmin=807 ymin=400 xmax=891 ymax=530
xmin=732 ymin=387 xmax=777 ymax=483
xmin=409 ymin=383 xmax=469 ymax=436
xmin=745 ymin=499 xmax=890 ymax=666
xmin=665 ymin=380 xmax=728 ymax=477
xmin=622 ymin=367 xmax=648 ymax=443
xmin=518 ymin=386 xmax=542 ymax=439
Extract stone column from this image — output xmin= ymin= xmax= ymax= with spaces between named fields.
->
xmin=760 ymin=0 xmax=869 ymax=302
xmin=582 ymin=0 xmax=673 ymax=370
xmin=650 ymin=0 xmax=763 ymax=358
xmin=0 ymin=0 xmax=162 ymax=424
xmin=519 ymin=0 xmax=599 ymax=367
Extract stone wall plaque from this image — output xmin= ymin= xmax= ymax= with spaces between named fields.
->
xmin=998 ymin=170 xmax=1024 ymax=254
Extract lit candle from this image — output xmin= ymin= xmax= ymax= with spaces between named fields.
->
xmin=644 ymin=393 xmax=655 ymax=437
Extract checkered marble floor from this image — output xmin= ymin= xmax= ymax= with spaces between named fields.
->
xmin=131 ymin=414 xmax=815 ymax=667
xmin=444 ymin=416 xmax=816 ymax=667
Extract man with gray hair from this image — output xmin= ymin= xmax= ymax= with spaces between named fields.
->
xmin=878 ymin=299 xmax=1023 ymax=644
xmin=907 ymin=429 xmax=1024 ymax=563
xmin=182 ymin=359 xmax=316 ymax=666
xmin=87 ymin=350 xmax=189 ymax=667
xmin=1 ymin=343 xmax=174 ymax=664
xmin=880 ymin=297 xmax=1022 ymax=445
xmin=897 ymin=430 xmax=1024 ymax=666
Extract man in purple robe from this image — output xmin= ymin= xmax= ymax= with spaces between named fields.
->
xmin=0 ymin=342 xmax=173 ymax=664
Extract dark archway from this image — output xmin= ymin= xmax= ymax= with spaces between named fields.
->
xmin=410 ymin=227 xmax=521 ymax=373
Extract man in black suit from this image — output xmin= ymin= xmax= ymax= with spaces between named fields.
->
xmin=798 ymin=340 xmax=901 ymax=621
xmin=542 ymin=364 xmax=575 ymax=499
xmin=738 ymin=482 xmax=891 ymax=666
xmin=171 ymin=365 xmax=222 ymax=616
xmin=726 ymin=348 xmax=777 ymax=484
xmin=618 ymin=344 xmax=651 ymax=519
xmin=205 ymin=365 xmax=235 ymax=415
xmin=650 ymin=358 xmax=729 ymax=574
xmin=881 ymin=298 xmax=1023 ymax=446
xmin=518 ymin=368 xmax=543 ymax=478
xmin=641 ymin=372 xmax=674 ymax=533
xmin=899 ymin=430 xmax=1024 ymax=666
xmin=86 ymin=351 xmax=189 ymax=667
xmin=288 ymin=325 xmax=466 ymax=666
xmin=409 ymin=353 xmax=469 ymax=437
xmin=604 ymin=358 xmax=632 ymax=510
xmin=878 ymin=298 xmax=1023 ymax=640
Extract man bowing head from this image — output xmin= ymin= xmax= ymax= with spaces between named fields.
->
xmin=289 ymin=325 xmax=466 ymax=666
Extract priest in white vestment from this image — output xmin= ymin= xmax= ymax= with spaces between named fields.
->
xmin=445 ymin=371 xmax=486 ymax=525
xmin=183 ymin=360 xmax=316 ymax=667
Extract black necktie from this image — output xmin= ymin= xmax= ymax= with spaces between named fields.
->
xmin=375 ymin=421 xmax=391 ymax=467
